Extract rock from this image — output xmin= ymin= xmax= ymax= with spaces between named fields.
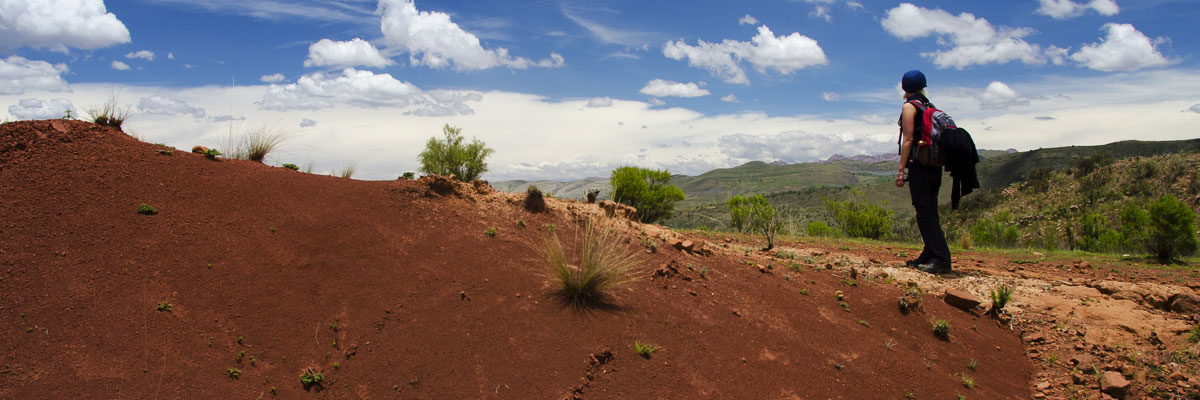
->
xmin=50 ymin=120 xmax=69 ymax=133
xmin=943 ymin=288 xmax=982 ymax=311
xmin=1036 ymin=381 xmax=1051 ymax=390
xmin=1071 ymin=354 xmax=1095 ymax=368
xmin=1025 ymin=333 xmax=1047 ymax=344
xmin=1100 ymin=371 xmax=1131 ymax=399
xmin=1168 ymin=293 xmax=1200 ymax=314
xmin=1072 ymin=373 xmax=1088 ymax=384
xmin=681 ymin=240 xmax=695 ymax=252
xmin=835 ymin=290 xmax=844 ymax=300
xmin=671 ymin=240 xmax=685 ymax=250
xmin=1079 ymin=260 xmax=1092 ymax=269
xmin=191 ymin=145 xmax=209 ymax=153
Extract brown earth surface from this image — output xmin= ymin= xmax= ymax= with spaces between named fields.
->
xmin=0 ymin=120 xmax=1192 ymax=399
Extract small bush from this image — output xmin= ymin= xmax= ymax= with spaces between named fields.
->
xmin=585 ymin=189 xmax=600 ymax=203
xmin=203 ymin=148 xmax=222 ymax=159
xmin=418 ymin=124 xmax=493 ymax=182
xmin=155 ymin=302 xmax=173 ymax=312
xmin=533 ymin=219 xmax=643 ymax=306
xmin=634 ymin=340 xmax=658 ymax=358
xmin=989 ymin=285 xmax=1013 ymax=314
xmin=806 ymin=221 xmax=832 ymax=237
xmin=1077 ymin=213 xmax=1123 ymax=253
xmin=227 ymin=368 xmax=241 ymax=379
xmin=1146 ymin=194 xmax=1199 ymax=263
xmin=400 ymin=172 xmax=416 ymax=180
xmin=970 ymin=212 xmax=1019 ymax=248
xmin=933 ymin=319 xmax=951 ymax=340
xmin=825 ymin=190 xmax=893 ymax=240
xmin=87 ymin=95 xmax=133 ymax=131
xmin=728 ymin=195 xmax=750 ymax=233
xmin=283 ymin=163 xmax=300 ymax=171
xmin=335 ymin=162 xmax=357 ymax=179
xmin=524 ymin=185 xmax=546 ymax=213
xmin=1120 ymin=202 xmax=1149 ymax=252
xmin=484 ymin=227 xmax=497 ymax=237
xmin=299 ymin=368 xmax=324 ymax=389
xmin=137 ymin=204 xmax=158 ymax=215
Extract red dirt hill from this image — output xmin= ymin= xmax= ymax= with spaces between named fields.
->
xmin=0 ymin=120 xmax=1032 ymax=398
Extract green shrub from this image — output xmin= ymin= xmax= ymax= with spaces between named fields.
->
xmin=1024 ymin=167 xmax=1052 ymax=192
xmin=747 ymin=195 xmax=782 ymax=250
xmin=282 ymin=163 xmax=300 ymax=171
xmin=933 ymin=319 xmax=951 ymax=340
xmin=1073 ymin=152 xmax=1112 ymax=176
xmin=400 ymin=171 xmax=415 ymax=180
xmin=203 ymin=148 xmax=222 ymax=159
xmin=418 ymin=124 xmax=493 ymax=182
xmin=227 ymin=368 xmax=241 ymax=379
xmin=970 ymin=212 xmax=1020 ymax=248
xmin=634 ymin=340 xmax=658 ymax=358
xmin=299 ymin=368 xmax=323 ymax=389
xmin=825 ymin=191 xmax=893 ymax=240
xmin=989 ymin=285 xmax=1012 ymax=314
xmin=727 ymin=195 xmax=750 ymax=233
xmin=533 ymin=220 xmax=644 ymax=306
xmin=806 ymin=221 xmax=833 ymax=237
xmin=1120 ymin=202 xmax=1150 ymax=252
xmin=610 ymin=166 xmax=685 ymax=223
xmin=1077 ymin=213 xmax=1123 ymax=253
xmin=1146 ymin=194 xmax=1198 ymax=263
xmin=137 ymin=204 xmax=158 ymax=215
xmin=87 ymin=95 xmax=132 ymax=131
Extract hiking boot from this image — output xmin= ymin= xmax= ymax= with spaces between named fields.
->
xmin=905 ymin=259 xmax=920 ymax=268
xmin=917 ymin=262 xmax=952 ymax=274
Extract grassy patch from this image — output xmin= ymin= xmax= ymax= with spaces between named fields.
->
xmin=87 ymin=95 xmax=133 ymax=130
xmin=155 ymin=302 xmax=172 ymax=312
xmin=933 ymin=319 xmax=951 ymax=340
xmin=534 ymin=219 xmax=644 ymax=306
xmin=634 ymin=340 xmax=658 ymax=358
xmin=137 ymin=204 xmax=159 ymax=215
xmin=299 ymin=367 xmax=324 ymax=389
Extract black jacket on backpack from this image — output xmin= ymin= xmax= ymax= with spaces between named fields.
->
xmin=938 ymin=127 xmax=980 ymax=209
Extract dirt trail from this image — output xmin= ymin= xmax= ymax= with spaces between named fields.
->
xmin=0 ymin=120 xmax=1036 ymax=398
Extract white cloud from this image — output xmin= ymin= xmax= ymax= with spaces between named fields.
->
xmin=1036 ymin=0 xmax=1118 ymax=19
xmin=378 ymin=0 xmax=563 ymax=71
xmin=586 ymin=97 xmax=613 ymax=108
xmin=718 ymin=130 xmax=892 ymax=163
xmin=258 ymin=68 xmax=481 ymax=116
xmin=167 ymin=53 xmax=175 ymax=60
xmin=137 ymin=95 xmax=205 ymax=118
xmin=304 ymin=38 xmax=392 ymax=69
xmin=639 ymin=79 xmax=710 ymax=98
xmin=738 ymin=14 xmax=759 ymax=25
xmin=846 ymin=1 xmax=864 ymax=11
xmin=111 ymin=60 xmax=130 ymax=70
xmin=125 ymin=50 xmax=155 ymax=61
xmin=721 ymin=94 xmax=738 ymax=103
xmin=562 ymin=6 xmax=652 ymax=48
xmin=7 ymin=98 xmax=75 ymax=120
xmin=0 ymin=56 xmax=70 ymax=95
xmin=1184 ymin=104 xmax=1200 ymax=114
xmin=663 ymin=25 xmax=827 ymax=84
xmin=1070 ymin=23 xmax=1172 ymax=72
xmin=822 ymin=92 xmax=840 ymax=102
xmin=648 ymin=98 xmax=665 ymax=106
xmin=261 ymin=73 xmax=285 ymax=83
xmin=134 ymin=0 xmax=373 ymax=24
xmin=881 ymin=3 xmax=1046 ymax=69
xmin=810 ymin=6 xmax=832 ymax=22
xmin=300 ymin=118 xmax=317 ymax=127
xmin=977 ymin=81 xmax=1029 ymax=110
xmin=207 ymin=114 xmax=245 ymax=123
xmin=0 ymin=0 xmax=130 ymax=52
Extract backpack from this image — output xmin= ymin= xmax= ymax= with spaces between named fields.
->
xmin=899 ymin=99 xmax=955 ymax=167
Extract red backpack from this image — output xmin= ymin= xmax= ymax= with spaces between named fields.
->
xmin=898 ymin=99 xmax=955 ymax=167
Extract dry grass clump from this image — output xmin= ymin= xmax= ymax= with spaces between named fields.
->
xmin=524 ymin=185 xmax=546 ymax=213
xmin=533 ymin=219 xmax=643 ymax=306
xmin=218 ymin=125 xmax=287 ymax=163
xmin=334 ymin=162 xmax=358 ymax=179
xmin=87 ymin=95 xmax=133 ymax=131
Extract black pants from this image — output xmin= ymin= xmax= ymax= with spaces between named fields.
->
xmin=909 ymin=163 xmax=951 ymax=266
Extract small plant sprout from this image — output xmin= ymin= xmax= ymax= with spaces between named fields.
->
xmin=401 ymin=172 xmax=415 ymax=179
xmin=989 ymin=285 xmax=1013 ymax=314
xmin=283 ymin=163 xmax=300 ymax=171
xmin=967 ymin=358 xmax=978 ymax=370
xmin=885 ymin=338 xmax=896 ymax=350
xmin=137 ymin=204 xmax=159 ymax=215
xmin=933 ymin=319 xmax=951 ymax=340
xmin=960 ymin=373 xmax=975 ymax=389
xmin=484 ymin=227 xmax=497 ymax=237
xmin=299 ymin=367 xmax=324 ymax=389
xmin=840 ymin=302 xmax=850 ymax=312
xmin=857 ymin=320 xmax=870 ymax=327
xmin=155 ymin=302 xmax=172 ymax=312
xmin=204 ymin=148 xmax=222 ymax=159
xmin=236 ymin=351 xmax=244 ymax=362
xmin=905 ymin=392 xmax=916 ymax=399
xmin=517 ymin=219 xmax=526 ymax=227
xmin=699 ymin=266 xmax=710 ymax=277
xmin=333 ymin=362 xmax=340 ymax=369
xmin=634 ymin=340 xmax=658 ymax=358
xmin=237 ymin=336 xmax=244 ymax=345
xmin=545 ymin=223 xmax=557 ymax=232
xmin=228 ymin=368 xmax=242 ymax=379
xmin=798 ymin=289 xmax=808 ymax=295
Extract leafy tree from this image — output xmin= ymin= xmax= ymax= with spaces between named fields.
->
xmin=1077 ymin=213 xmax=1122 ymax=253
xmin=824 ymin=190 xmax=893 ymax=240
xmin=747 ymin=195 xmax=783 ymax=250
xmin=970 ymin=212 xmax=1020 ymax=248
xmin=1146 ymin=194 xmax=1198 ymax=263
xmin=610 ymin=166 xmax=685 ymax=223
xmin=1119 ymin=202 xmax=1149 ymax=252
xmin=418 ymin=124 xmax=494 ymax=182
xmin=727 ymin=195 xmax=750 ymax=232
xmin=807 ymin=221 xmax=833 ymax=237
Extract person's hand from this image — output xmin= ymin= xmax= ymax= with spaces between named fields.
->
xmin=895 ymin=170 xmax=905 ymax=187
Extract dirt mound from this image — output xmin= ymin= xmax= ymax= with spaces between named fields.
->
xmin=0 ymin=120 xmax=1032 ymax=398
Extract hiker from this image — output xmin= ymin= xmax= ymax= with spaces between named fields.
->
xmin=895 ymin=70 xmax=952 ymax=274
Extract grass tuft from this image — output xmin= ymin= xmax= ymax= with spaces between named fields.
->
xmin=989 ymin=285 xmax=1013 ymax=314
xmin=217 ymin=124 xmax=287 ymax=163
xmin=87 ymin=95 xmax=133 ymax=131
xmin=933 ymin=319 xmax=951 ymax=340
xmin=299 ymin=367 xmax=324 ymax=389
xmin=634 ymin=340 xmax=658 ymax=358
xmin=335 ymin=162 xmax=358 ymax=179
xmin=137 ymin=204 xmax=159 ymax=215
xmin=533 ymin=219 xmax=644 ymax=306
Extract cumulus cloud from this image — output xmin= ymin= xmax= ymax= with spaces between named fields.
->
xmin=721 ymin=94 xmax=738 ymax=103
xmin=0 ymin=0 xmax=130 ymax=52
xmin=585 ymin=97 xmax=613 ymax=108
xmin=167 ymin=52 xmax=175 ymax=60
xmin=137 ymin=95 xmax=205 ymax=118
xmin=1070 ymin=23 xmax=1172 ymax=72
xmin=977 ymin=81 xmax=1029 ymax=110
xmin=7 ymin=98 xmax=75 ymax=120
xmin=257 ymin=68 xmax=481 ymax=116
xmin=260 ymin=73 xmax=286 ymax=83
xmin=718 ymin=130 xmax=891 ymax=163
xmin=809 ymin=6 xmax=832 ymax=22
xmin=1184 ymin=104 xmax=1200 ymax=114
xmin=1036 ymin=0 xmax=1118 ymax=19
xmin=0 ymin=56 xmax=70 ymax=95
xmin=639 ymin=79 xmax=710 ymax=98
xmin=304 ymin=38 xmax=392 ymax=68
xmin=881 ymin=3 xmax=1046 ymax=69
xmin=300 ymin=118 xmax=317 ymax=127
xmin=378 ymin=0 xmax=564 ymax=71
xmin=663 ymin=25 xmax=827 ymax=84
xmin=738 ymin=14 xmax=758 ymax=25
xmin=822 ymin=92 xmax=840 ymax=102
xmin=125 ymin=50 xmax=155 ymax=61
xmin=111 ymin=60 xmax=130 ymax=70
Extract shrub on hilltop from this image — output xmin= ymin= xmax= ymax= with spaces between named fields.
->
xmin=418 ymin=124 xmax=493 ymax=182
xmin=610 ymin=166 xmax=685 ymax=224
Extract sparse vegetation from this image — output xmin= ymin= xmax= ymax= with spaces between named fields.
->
xmin=933 ymin=319 xmax=951 ymax=340
xmin=334 ymin=162 xmax=358 ymax=179
xmin=299 ymin=367 xmax=323 ymax=389
xmin=1146 ymin=194 xmax=1198 ymax=263
xmin=989 ymin=285 xmax=1013 ymax=314
xmin=155 ymin=302 xmax=172 ymax=312
xmin=87 ymin=95 xmax=133 ymax=131
xmin=967 ymin=358 xmax=977 ymax=370
xmin=610 ymin=166 xmax=685 ymax=223
xmin=418 ymin=124 xmax=494 ymax=182
xmin=524 ymin=185 xmax=546 ymax=213
xmin=137 ymin=204 xmax=159 ymax=215
xmin=283 ymin=163 xmax=299 ymax=171
xmin=747 ymin=195 xmax=783 ymax=250
xmin=806 ymin=221 xmax=833 ymax=237
xmin=885 ymin=338 xmax=896 ymax=350
xmin=484 ymin=227 xmax=497 ymax=237
xmin=959 ymin=373 xmax=974 ymax=389
xmin=400 ymin=171 xmax=416 ymax=179
xmin=533 ymin=219 xmax=644 ymax=306
xmin=219 ymin=125 xmax=287 ymax=163
xmin=825 ymin=189 xmax=893 ymax=240
xmin=204 ymin=148 xmax=222 ymax=159
xmin=228 ymin=368 xmax=242 ymax=379
xmin=634 ymin=340 xmax=658 ymax=358
xmin=728 ymin=195 xmax=750 ymax=232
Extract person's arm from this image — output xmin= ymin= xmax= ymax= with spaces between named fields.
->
xmin=896 ymin=102 xmax=917 ymax=187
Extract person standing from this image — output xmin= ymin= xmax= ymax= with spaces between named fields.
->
xmin=895 ymin=70 xmax=952 ymax=274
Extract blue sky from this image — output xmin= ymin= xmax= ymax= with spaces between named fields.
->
xmin=3 ymin=0 xmax=1198 ymax=180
